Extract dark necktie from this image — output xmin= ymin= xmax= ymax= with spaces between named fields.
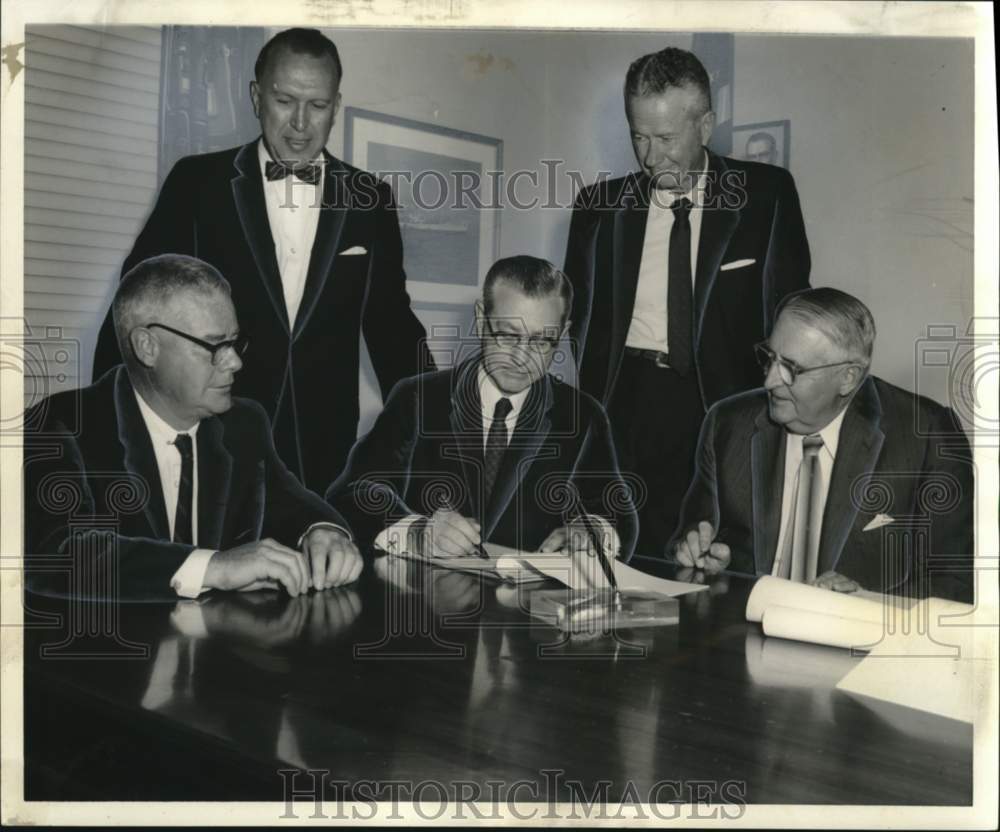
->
xmin=172 ymin=433 xmax=194 ymax=545
xmin=264 ymin=159 xmax=322 ymax=186
xmin=667 ymin=196 xmax=694 ymax=376
xmin=482 ymin=397 xmax=514 ymax=506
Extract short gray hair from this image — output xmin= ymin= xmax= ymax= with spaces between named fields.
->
xmin=483 ymin=255 xmax=573 ymax=324
xmin=112 ymin=254 xmax=231 ymax=363
xmin=777 ymin=287 xmax=876 ymax=365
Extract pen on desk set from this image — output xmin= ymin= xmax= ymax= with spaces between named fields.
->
xmin=577 ymin=514 xmax=622 ymax=609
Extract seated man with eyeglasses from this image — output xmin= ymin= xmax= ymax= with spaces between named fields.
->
xmin=671 ymin=287 xmax=973 ymax=602
xmin=326 ymin=255 xmax=638 ymax=564
xmin=24 ymin=254 xmax=362 ymax=601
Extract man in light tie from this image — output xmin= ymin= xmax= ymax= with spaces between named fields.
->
xmin=673 ymin=288 xmax=973 ymax=602
xmin=26 ymin=254 xmax=362 ymax=601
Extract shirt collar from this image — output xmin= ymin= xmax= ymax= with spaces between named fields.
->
xmin=257 ymin=137 xmax=326 ymax=175
xmin=133 ymin=389 xmax=200 ymax=446
xmin=789 ymin=405 xmax=848 ymax=458
xmin=477 ymin=364 xmax=531 ymax=421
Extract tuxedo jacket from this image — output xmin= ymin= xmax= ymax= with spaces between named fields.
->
xmin=675 ymin=377 xmax=974 ymax=602
xmin=326 ymin=358 xmax=639 ymax=559
xmin=564 ymin=150 xmax=811 ymax=409
xmin=92 ymin=140 xmax=433 ymax=494
xmin=23 ymin=368 xmax=348 ymax=601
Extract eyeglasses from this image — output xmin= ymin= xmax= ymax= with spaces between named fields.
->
xmin=754 ymin=341 xmax=861 ymax=386
xmin=144 ymin=323 xmax=249 ymax=366
xmin=484 ymin=318 xmax=561 ymax=355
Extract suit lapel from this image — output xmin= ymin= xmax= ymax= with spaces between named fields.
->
xmin=113 ymin=370 xmax=170 ymax=541
xmin=750 ymin=405 xmax=786 ymax=574
xmin=292 ymin=150 xmax=348 ymax=340
xmin=607 ymin=177 xmax=648 ymax=400
xmin=231 ymin=140 xmax=290 ymax=334
xmin=448 ymin=361 xmax=486 ymax=518
xmin=694 ymin=151 xmax=741 ymax=350
xmin=482 ymin=376 xmax=555 ymax=539
xmin=195 ymin=415 xmax=233 ymax=550
xmin=818 ymin=379 xmax=885 ymax=574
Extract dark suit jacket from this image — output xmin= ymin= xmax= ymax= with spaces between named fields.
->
xmin=92 ymin=140 xmax=433 ymax=493
xmin=23 ymin=368 xmax=348 ymax=601
xmin=675 ymin=377 xmax=974 ymax=601
xmin=325 ymin=358 xmax=638 ymax=559
xmin=564 ymin=150 xmax=811 ymax=409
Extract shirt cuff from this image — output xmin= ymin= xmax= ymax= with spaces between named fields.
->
xmin=170 ymin=548 xmax=216 ymax=599
xmin=576 ymin=515 xmax=622 ymax=559
xmin=374 ymin=515 xmax=425 ymax=554
xmin=298 ymin=522 xmax=353 ymax=549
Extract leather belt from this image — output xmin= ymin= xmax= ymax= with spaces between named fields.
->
xmin=625 ymin=346 xmax=673 ymax=369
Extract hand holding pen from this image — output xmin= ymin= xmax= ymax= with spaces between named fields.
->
xmin=421 ymin=506 xmax=487 ymax=559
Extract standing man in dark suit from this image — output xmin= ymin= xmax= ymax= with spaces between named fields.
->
xmin=563 ymin=46 xmax=811 ymax=554
xmin=673 ymin=289 xmax=974 ymax=603
xmin=326 ymin=256 xmax=638 ymax=563
xmin=27 ymin=254 xmax=362 ymax=601
xmin=93 ymin=27 xmax=433 ymax=494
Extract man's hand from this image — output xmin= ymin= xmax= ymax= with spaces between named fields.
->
xmin=203 ymin=539 xmax=311 ymax=595
xmin=423 ymin=509 xmax=481 ymax=558
xmin=813 ymin=570 xmax=860 ymax=593
xmin=539 ymin=523 xmax=615 ymax=590
xmin=675 ymin=521 xmax=731 ymax=575
xmin=538 ymin=522 xmax=605 ymax=556
xmin=302 ymin=526 xmax=362 ymax=590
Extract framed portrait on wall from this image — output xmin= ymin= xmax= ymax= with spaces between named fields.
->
xmin=732 ymin=119 xmax=791 ymax=168
xmin=344 ymin=107 xmax=502 ymax=305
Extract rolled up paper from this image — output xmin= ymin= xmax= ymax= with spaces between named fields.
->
xmin=760 ymin=604 xmax=886 ymax=651
xmin=746 ymin=575 xmax=891 ymax=625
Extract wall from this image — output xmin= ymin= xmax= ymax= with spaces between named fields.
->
xmin=731 ymin=34 xmax=974 ymax=407
xmin=24 ymin=24 xmax=162 ymax=399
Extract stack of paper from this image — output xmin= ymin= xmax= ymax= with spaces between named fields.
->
xmin=746 ymin=576 xmax=986 ymax=724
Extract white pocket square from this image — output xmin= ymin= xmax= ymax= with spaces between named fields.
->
xmin=720 ymin=258 xmax=756 ymax=271
xmin=338 ymin=245 xmax=368 ymax=256
xmin=863 ymin=513 xmax=895 ymax=532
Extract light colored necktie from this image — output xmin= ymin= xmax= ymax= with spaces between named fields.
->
xmin=774 ymin=434 xmax=825 ymax=582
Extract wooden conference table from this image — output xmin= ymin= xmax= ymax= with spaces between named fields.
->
xmin=23 ymin=554 xmax=972 ymax=806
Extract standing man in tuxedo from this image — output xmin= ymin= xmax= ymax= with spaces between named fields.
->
xmin=326 ymin=256 xmax=638 ymax=564
xmin=673 ymin=288 xmax=973 ymax=603
xmin=28 ymin=254 xmax=362 ymax=601
xmin=93 ymin=27 xmax=433 ymax=494
xmin=563 ymin=46 xmax=811 ymax=553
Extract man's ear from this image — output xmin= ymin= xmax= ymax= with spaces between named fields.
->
xmin=699 ymin=109 xmax=716 ymax=146
xmin=473 ymin=300 xmax=486 ymax=338
xmin=129 ymin=327 xmax=158 ymax=369
xmin=249 ymin=79 xmax=261 ymax=118
xmin=839 ymin=364 xmax=866 ymax=396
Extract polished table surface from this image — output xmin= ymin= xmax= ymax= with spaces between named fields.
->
xmin=24 ymin=555 xmax=972 ymax=805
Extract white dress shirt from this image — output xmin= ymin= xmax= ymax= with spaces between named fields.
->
xmin=258 ymin=139 xmax=325 ymax=328
xmin=375 ymin=367 xmax=621 ymax=557
xmin=477 ymin=364 xmax=530 ymax=450
xmin=626 ymin=154 xmax=708 ymax=354
xmin=772 ymin=407 xmax=849 ymax=566
xmin=133 ymin=391 xmax=215 ymax=598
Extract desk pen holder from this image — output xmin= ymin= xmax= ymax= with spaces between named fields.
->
xmin=530 ymin=588 xmax=679 ymax=633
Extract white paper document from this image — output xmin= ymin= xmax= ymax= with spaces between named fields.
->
xmin=389 ymin=543 xmax=707 ymax=597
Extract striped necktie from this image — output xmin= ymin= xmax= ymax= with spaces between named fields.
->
xmin=774 ymin=434 xmax=824 ymax=583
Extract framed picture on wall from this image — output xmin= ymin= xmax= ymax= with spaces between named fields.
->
xmin=344 ymin=108 xmax=503 ymax=305
xmin=732 ymin=119 xmax=791 ymax=168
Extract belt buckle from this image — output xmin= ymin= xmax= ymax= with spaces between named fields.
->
xmin=654 ymin=352 xmax=671 ymax=369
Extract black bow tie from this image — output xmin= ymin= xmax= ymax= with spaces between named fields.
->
xmin=265 ymin=160 xmax=322 ymax=186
